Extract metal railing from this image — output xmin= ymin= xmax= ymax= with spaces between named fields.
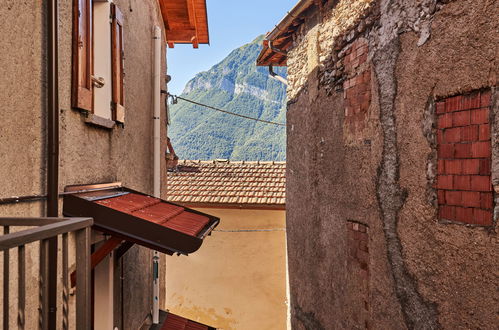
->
xmin=0 ymin=217 xmax=93 ymax=330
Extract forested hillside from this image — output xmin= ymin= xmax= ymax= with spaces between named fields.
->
xmin=168 ymin=36 xmax=287 ymax=161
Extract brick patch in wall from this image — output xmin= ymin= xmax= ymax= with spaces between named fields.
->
xmin=436 ymin=90 xmax=493 ymax=226
xmin=343 ymin=38 xmax=371 ymax=133
xmin=346 ymin=221 xmax=369 ymax=329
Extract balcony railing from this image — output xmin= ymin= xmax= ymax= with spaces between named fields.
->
xmin=0 ymin=217 xmax=93 ymax=330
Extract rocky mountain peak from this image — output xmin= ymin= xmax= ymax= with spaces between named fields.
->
xmin=168 ymin=35 xmax=287 ymax=161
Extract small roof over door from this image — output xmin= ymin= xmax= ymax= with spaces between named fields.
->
xmin=63 ymin=183 xmax=219 ymax=255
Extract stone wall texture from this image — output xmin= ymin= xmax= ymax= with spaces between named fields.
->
xmin=285 ymin=0 xmax=498 ymax=329
xmin=0 ymin=0 xmax=168 ymax=328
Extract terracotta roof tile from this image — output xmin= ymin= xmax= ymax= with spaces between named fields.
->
xmin=95 ymin=193 xmax=210 ymax=237
xmin=160 ymin=311 xmax=215 ymax=330
xmin=167 ymin=160 xmax=286 ymax=205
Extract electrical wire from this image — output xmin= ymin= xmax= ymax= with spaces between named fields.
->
xmin=213 ymin=228 xmax=286 ymax=232
xmin=167 ymin=93 xmax=286 ymax=127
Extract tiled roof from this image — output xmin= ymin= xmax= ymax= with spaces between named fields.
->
xmin=160 ymin=312 xmax=215 ymax=330
xmin=166 ymin=160 xmax=286 ymax=206
xmin=96 ymin=193 xmax=210 ymax=237
xmin=64 ymin=186 xmax=220 ymax=255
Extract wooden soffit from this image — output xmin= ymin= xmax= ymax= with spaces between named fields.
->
xmin=256 ymin=37 xmax=294 ymax=67
xmin=159 ymin=0 xmax=209 ymax=48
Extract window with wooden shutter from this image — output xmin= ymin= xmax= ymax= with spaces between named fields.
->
xmin=111 ymin=3 xmax=125 ymax=123
xmin=72 ymin=0 xmax=93 ymax=112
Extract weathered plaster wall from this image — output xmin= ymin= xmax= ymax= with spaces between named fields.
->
xmin=165 ymin=208 xmax=288 ymax=330
xmin=0 ymin=0 xmax=168 ymax=328
xmin=0 ymin=1 xmax=50 ymax=329
xmin=0 ymin=1 xmax=46 ymax=202
xmin=285 ymin=0 xmax=498 ymax=329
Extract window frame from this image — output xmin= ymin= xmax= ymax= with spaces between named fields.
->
xmin=72 ymin=0 xmax=125 ymax=126
xmin=72 ymin=0 xmax=93 ymax=112
xmin=111 ymin=4 xmax=125 ymax=124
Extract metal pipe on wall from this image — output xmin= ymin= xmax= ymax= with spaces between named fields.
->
xmin=269 ymin=65 xmax=288 ymax=86
xmin=0 ymin=194 xmax=47 ymax=205
xmin=0 ymin=186 xmax=124 ymax=206
xmin=153 ymin=32 xmax=161 ymax=197
xmin=152 ymin=25 xmax=162 ymax=325
xmin=47 ymin=0 xmax=60 ymax=327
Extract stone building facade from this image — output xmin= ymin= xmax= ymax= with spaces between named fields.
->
xmin=258 ymin=0 xmax=498 ymax=329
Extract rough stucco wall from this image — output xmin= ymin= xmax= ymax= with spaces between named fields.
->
xmin=286 ymin=0 xmax=498 ymax=329
xmin=287 ymin=71 xmax=399 ymax=329
xmin=0 ymin=0 xmax=168 ymax=328
xmin=0 ymin=0 xmax=46 ymax=200
xmin=165 ymin=208 xmax=288 ymax=330
xmin=0 ymin=1 xmax=49 ymax=329
xmin=394 ymin=1 xmax=498 ymax=327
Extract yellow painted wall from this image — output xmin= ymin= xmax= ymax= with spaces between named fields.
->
xmin=165 ymin=208 xmax=288 ymax=330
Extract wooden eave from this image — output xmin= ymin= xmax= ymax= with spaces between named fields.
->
xmin=159 ymin=0 xmax=209 ymax=48
xmin=256 ymin=35 xmax=294 ymax=67
xmin=256 ymin=1 xmax=313 ymax=67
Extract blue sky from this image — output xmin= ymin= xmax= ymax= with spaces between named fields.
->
xmin=166 ymin=0 xmax=297 ymax=95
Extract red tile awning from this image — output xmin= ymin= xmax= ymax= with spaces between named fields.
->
xmin=160 ymin=312 xmax=215 ymax=330
xmin=63 ymin=184 xmax=219 ymax=255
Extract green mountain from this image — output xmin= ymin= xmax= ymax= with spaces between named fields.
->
xmin=168 ymin=35 xmax=287 ymax=161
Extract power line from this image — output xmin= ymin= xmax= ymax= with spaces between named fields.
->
xmin=213 ymin=228 xmax=286 ymax=232
xmin=167 ymin=93 xmax=286 ymax=127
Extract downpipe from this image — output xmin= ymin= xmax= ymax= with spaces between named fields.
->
xmin=152 ymin=25 xmax=162 ymax=325
xmin=47 ymin=0 xmax=59 ymax=328
xmin=269 ymin=65 xmax=288 ymax=86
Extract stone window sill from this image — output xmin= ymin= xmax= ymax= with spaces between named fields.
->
xmin=84 ymin=113 xmax=116 ymax=130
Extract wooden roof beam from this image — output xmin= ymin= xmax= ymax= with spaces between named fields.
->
xmin=160 ymin=0 xmax=209 ymax=47
xmin=186 ymin=0 xmax=197 ymax=31
xmin=191 ymin=36 xmax=199 ymax=49
xmin=166 ymin=28 xmax=197 ymax=42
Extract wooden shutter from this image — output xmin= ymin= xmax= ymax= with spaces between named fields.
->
xmin=111 ymin=4 xmax=125 ymax=123
xmin=72 ymin=0 xmax=93 ymax=112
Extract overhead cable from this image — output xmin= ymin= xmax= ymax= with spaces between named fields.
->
xmin=213 ymin=228 xmax=286 ymax=232
xmin=167 ymin=93 xmax=286 ymax=127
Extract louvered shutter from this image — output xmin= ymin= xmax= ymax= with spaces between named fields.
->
xmin=72 ymin=0 xmax=93 ymax=112
xmin=111 ymin=4 xmax=125 ymax=123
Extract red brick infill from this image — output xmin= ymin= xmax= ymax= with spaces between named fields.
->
xmin=436 ymin=90 xmax=493 ymax=225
